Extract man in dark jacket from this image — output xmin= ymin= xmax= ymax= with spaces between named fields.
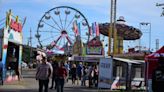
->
xmin=50 ymin=62 xmax=59 ymax=89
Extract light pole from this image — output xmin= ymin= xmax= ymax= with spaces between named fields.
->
xmin=156 ymin=3 xmax=164 ymax=17
xmin=139 ymin=22 xmax=151 ymax=52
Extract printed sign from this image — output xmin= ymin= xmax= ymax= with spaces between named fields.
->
xmin=98 ymin=58 xmax=113 ymax=88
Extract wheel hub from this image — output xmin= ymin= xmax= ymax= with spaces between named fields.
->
xmin=61 ymin=30 xmax=67 ymax=34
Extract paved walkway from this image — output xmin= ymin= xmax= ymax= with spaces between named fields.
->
xmin=0 ymin=78 xmax=112 ymax=92
xmin=0 ymin=68 xmax=144 ymax=92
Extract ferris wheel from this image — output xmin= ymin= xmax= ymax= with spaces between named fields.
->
xmin=35 ymin=6 xmax=90 ymax=53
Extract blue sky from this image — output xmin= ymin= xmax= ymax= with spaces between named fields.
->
xmin=0 ymin=0 xmax=164 ymax=53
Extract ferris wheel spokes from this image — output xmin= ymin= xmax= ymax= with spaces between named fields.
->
xmin=58 ymin=12 xmax=64 ymax=30
xmin=64 ymin=9 xmax=70 ymax=30
xmin=50 ymin=15 xmax=63 ymax=30
xmin=65 ymin=14 xmax=76 ymax=31
xmin=41 ymin=20 xmax=61 ymax=32
xmin=36 ymin=6 xmax=90 ymax=53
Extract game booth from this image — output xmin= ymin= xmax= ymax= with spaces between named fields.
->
xmin=145 ymin=46 xmax=164 ymax=92
xmin=72 ymin=37 xmax=114 ymax=89
xmin=0 ymin=10 xmax=23 ymax=83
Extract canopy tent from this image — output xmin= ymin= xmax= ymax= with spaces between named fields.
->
xmin=114 ymin=57 xmax=144 ymax=64
xmin=145 ymin=46 xmax=164 ymax=79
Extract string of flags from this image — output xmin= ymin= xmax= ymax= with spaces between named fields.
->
xmin=73 ymin=20 xmax=100 ymax=37
xmin=91 ymin=22 xmax=100 ymax=36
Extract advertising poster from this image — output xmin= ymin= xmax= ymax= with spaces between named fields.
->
xmin=98 ymin=58 xmax=113 ymax=88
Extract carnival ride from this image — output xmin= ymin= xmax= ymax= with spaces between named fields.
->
xmin=99 ymin=17 xmax=142 ymax=55
xmin=35 ymin=6 xmax=142 ymax=58
xmin=35 ymin=6 xmax=90 ymax=55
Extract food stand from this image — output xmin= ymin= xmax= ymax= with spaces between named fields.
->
xmin=0 ymin=10 xmax=23 ymax=82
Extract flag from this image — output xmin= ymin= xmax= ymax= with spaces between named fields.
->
xmin=92 ymin=23 xmax=96 ymax=34
xmin=96 ymin=23 xmax=100 ymax=36
xmin=73 ymin=20 xmax=78 ymax=36
xmin=78 ymin=23 xmax=81 ymax=36
xmin=89 ymin=26 xmax=92 ymax=36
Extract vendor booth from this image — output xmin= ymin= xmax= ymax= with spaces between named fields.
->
xmin=0 ymin=10 xmax=23 ymax=82
xmin=111 ymin=57 xmax=145 ymax=90
xmin=145 ymin=46 xmax=164 ymax=92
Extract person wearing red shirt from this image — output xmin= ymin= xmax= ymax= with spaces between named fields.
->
xmin=56 ymin=63 xmax=67 ymax=92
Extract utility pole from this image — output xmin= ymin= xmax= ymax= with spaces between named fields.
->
xmin=156 ymin=3 xmax=164 ymax=16
xmin=108 ymin=0 xmax=117 ymax=56
xmin=28 ymin=28 xmax=32 ymax=63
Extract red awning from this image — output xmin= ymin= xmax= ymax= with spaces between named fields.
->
xmin=145 ymin=46 xmax=164 ymax=61
xmin=145 ymin=46 xmax=164 ymax=79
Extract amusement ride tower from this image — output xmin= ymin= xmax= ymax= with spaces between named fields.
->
xmin=108 ymin=0 xmax=117 ymax=56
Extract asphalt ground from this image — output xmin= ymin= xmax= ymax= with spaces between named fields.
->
xmin=0 ymin=78 xmax=112 ymax=92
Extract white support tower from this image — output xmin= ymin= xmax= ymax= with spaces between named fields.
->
xmin=108 ymin=0 xmax=117 ymax=56
xmin=156 ymin=39 xmax=159 ymax=51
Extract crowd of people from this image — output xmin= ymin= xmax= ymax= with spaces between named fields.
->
xmin=35 ymin=53 xmax=99 ymax=92
xmin=69 ymin=62 xmax=99 ymax=87
xmin=36 ymin=55 xmax=68 ymax=92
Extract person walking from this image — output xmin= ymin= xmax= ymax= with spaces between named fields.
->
xmin=64 ymin=61 xmax=70 ymax=82
xmin=50 ymin=62 xmax=59 ymax=89
xmin=70 ymin=64 xmax=77 ymax=85
xmin=77 ymin=62 xmax=83 ymax=85
xmin=36 ymin=56 xmax=53 ymax=92
xmin=56 ymin=63 xmax=67 ymax=92
xmin=88 ymin=65 xmax=94 ymax=88
xmin=81 ymin=65 xmax=88 ymax=86
xmin=93 ymin=65 xmax=98 ymax=87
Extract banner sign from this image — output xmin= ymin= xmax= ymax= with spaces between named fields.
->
xmin=10 ymin=19 xmax=22 ymax=32
xmin=74 ymin=56 xmax=100 ymax=62
xmin=98 ymin=58 xmax=113 ymax=88
xmin=87 ymin=47 xmax=102 ymax=55
xmin=87 ymin=38 xmax=103 ymax=55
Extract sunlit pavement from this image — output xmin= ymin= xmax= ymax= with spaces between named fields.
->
xmin=0 ymin=69 xmax=145 ymax=92
xmin=0 ymin=69 xmax=112 ymax=92
xmin=0 ymin=78 xmax=112 ymax=92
